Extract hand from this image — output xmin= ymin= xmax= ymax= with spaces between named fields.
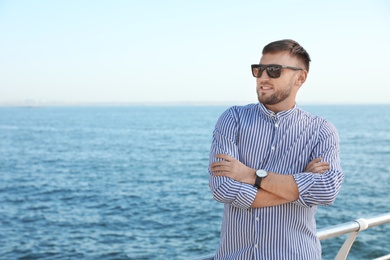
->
xmin=304 ymin=158 xmax=330 ymax=173
xmin=210 ymin=154 xmax=256 ymax=185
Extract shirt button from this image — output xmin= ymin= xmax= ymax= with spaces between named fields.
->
xmin=271 ymin=146 xmax=275 ymax=151
xmin=256 ymin=217 xmax=259 ymax=221
xmin=275 ymin=123 xmax=279 ymax=128
xmin=254 ymin=244 xmax=258 ymax=249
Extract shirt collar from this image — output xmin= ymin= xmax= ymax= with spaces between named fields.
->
xmin=257 ymin=102 xmax=298 ymax=119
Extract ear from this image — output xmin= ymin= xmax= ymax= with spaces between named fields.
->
xmin=296 ymin=70 xmax=308 ymax=86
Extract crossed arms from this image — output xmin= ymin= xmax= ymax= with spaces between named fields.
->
xmin=210 ymin=155 xmax=329 ymax=208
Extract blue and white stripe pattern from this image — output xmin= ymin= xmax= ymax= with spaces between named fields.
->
xmin=209 ymin=103 xmax=344 ymax=260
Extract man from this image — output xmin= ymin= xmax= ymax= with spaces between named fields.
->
xmin=208 ymin=39 xmax=344 ymax=259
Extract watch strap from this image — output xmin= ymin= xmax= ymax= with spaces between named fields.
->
xmin=254 ymin=175 xmax=262 ymax=189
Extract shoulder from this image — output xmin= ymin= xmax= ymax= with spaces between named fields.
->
xmin=228 ymin=103 xmax=258 ymax=112
xmin=216 ymin=103 xmax=258 ymax=128
xmin=296 ymin=108 xmax=339 ymax=137
xmin=220 ymin=103 xmax=258 ymax=119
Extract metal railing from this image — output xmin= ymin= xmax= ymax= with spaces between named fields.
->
xmin=318 ymin=212 xmax=390 ymax=260
xmin=194 ymin=212 xmax=390 ymax=260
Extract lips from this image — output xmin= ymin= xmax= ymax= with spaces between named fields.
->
xmin=260 ymin=85 xmax=273 ymax=91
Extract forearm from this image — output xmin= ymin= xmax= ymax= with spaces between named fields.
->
xmin=250 ymin=188 xmax=291 ymax=208
xmin=260 ymin=172 xmax=299 ymax=201
xmin=211 ymin=169 xmax=299 ymax=208
xmin=211 ymin=158 xmax=300 ymax=203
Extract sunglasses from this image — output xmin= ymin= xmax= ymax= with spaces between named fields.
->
xmin=251 ymin=64 xmax=303 ymax=79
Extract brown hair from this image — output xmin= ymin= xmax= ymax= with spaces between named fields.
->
xmin=262 ymin=39 xmax=311 ymax=72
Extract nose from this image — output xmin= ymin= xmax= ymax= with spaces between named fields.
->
xmin=256 ymin=70 xmax=271 ymax=89
xmin=256 ymin=71 xmax=270 ymax=82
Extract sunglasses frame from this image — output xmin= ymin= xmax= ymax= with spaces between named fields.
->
xmin=251 ymin=64 xmax=303 ymax=78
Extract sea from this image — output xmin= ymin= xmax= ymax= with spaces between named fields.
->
xmin=0 ymin=104 xmax=389 ymax=260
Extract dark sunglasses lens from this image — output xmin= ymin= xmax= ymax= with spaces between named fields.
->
xmin=266 ymin=66 xmax=281 ymax=78
xmin=252 ymin=66 xmax=260 ymax=78
xmin=252 ymin=66 xmax=264 ymax=78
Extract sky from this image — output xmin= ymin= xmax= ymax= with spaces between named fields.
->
xmin=0 ymin=0 xmax=389 ymax=105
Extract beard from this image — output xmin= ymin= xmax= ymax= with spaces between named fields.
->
xmin=257 ymin=83 xmax=293 ymax=105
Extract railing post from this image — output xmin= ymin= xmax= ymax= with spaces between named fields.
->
xmin=334 ymin=218 xmax=370 ymax=260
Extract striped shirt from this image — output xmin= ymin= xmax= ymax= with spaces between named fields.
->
xmin=209 ymin=103 xmax=344 ymax=260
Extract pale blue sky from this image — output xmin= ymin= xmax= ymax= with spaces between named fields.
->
xmin=1 ymin=0 xmax=389 ymax=105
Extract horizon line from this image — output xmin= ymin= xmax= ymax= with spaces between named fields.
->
xmin=0 ymin=100 xmax=389 ymax=107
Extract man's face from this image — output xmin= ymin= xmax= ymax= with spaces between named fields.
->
xmin=256 ymin=51 xmax=305 ymax=112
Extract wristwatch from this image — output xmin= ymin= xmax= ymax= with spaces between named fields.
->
xmin=254 ymin=169 xmax=268 ymax=189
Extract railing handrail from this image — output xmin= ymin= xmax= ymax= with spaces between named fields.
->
xmin=317 ymin=212 xmax=390 ymax=240
xmin=194 ymin=212 xmax=390 ymax=260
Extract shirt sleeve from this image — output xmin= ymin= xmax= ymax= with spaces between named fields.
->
xmin=208 ymin=107 xmax=258 ymax=210
xmin=293 ymin=120 xmax=344 ymax=208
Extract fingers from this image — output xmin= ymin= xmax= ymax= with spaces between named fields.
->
xmin=211 ymin=155 xmax=234 ymax=175
xmin=210 ymin=160 xmax=229 ymax=175
xmin=304 ymin=158 xmax=320 ymax=171
xmin=307 ymin=158 xmax=321 ymax=166
xmin=313 ymin=164 xmax=330 ymax=173
xmin=304 ymin=157 xmax=331 ymax=173
xmin=210 ymin=166 xmax=230 ymax=176
xmin=210 ymin=164 xmax=229 ymax=172
xmin=315 ymin=162 xmax=329 ymax=167
xmin=210 ymin=160 xmax=228 ymax=168
xmin=308 ymin=162 xmax=330 ymax=173
xmin=312 ymin=158 xmax=322 ymax=163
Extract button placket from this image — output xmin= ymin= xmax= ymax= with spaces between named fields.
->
xmin=262 ymin=114 xmax=280 ymax=166
xmin=253 ymin=213 xmax=260 ymax=252
xmin=270 ymin=117 xmax=279 ymax=152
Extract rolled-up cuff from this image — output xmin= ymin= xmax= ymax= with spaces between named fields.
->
xmin=231 ymin=184 xmax=258 ymax=209
xmin=293 ymin=173 xmax=315 ymax=208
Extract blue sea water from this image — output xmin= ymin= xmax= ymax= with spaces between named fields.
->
xmin=0 ymin=105 xmax=389 ymax=260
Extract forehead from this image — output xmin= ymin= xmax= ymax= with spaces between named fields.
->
xmin=260 ymin=51 xmax=298 ymax=65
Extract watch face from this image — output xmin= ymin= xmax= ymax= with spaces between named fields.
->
xmin=256 ymin=170 xmax=268 ymax=177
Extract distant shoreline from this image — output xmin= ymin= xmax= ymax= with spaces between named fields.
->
xmin=0 ymin=101 xmax=247 ymax=107
xmin=0 ymin=101 xmax=389 ymax=107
